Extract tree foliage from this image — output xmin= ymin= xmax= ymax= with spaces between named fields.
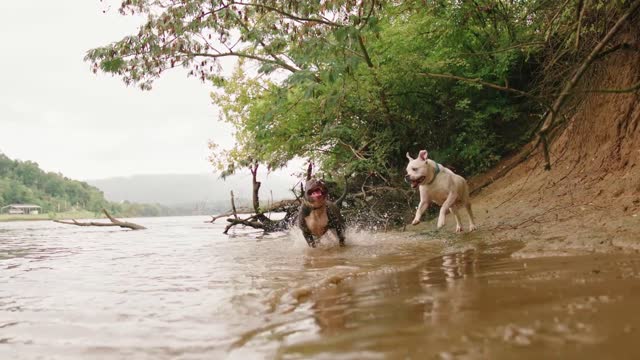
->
xmin=0 ymin=153 xmax=174 ymax=217
xmin=88 ymin=0 xmax=636 ymax=182
xmin=0 ymin=153 xmax=108 ymax=212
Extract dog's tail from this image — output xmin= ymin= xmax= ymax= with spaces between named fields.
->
xmin=335 ymin=175 xmax=348 ymax=208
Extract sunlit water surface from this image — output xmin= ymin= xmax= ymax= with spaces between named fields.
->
xmin=2 ymin=216 xmax=640 ymax=359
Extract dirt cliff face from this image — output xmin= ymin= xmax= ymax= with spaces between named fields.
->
xmin=466 ymin=28 xmax=640 ymax=257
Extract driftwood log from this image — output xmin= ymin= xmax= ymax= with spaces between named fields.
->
xmin=208 ymin=163 xmax=316 ymax=234
xmin=53 ymin=209 xmax=146 ymax=230
xmin=205 ymin=207 xmax=252 ymax=223
xmin=207 ymin=199 xmax=301 ymax=224
xmin=211 ymin=163 xmax=354 ymax=234
xmin=220 ymin=191 xmax=299 ymax=234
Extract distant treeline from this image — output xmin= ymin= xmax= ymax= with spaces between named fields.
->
xmin=0 ymin=153 xmax=108 ymax=213
xmin=0 ymin=153 xmax=215 ymax=217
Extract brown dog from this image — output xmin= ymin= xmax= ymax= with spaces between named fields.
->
xmin=297 ymin=179 xmax=346 ymax=247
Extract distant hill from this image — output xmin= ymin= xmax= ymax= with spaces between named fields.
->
xmin=87 ymin=172 xmax=299 ymax=209
xmin=0 ymin=153 xmax=108 ymax=213
xmin=0 ymin=153 xmax=300 ymax=217
xmin=0 ymin=153 xmax=192 ymax=218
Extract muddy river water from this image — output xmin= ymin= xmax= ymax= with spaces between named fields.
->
xmin=1 ymin=216 xmax=640 ymax=359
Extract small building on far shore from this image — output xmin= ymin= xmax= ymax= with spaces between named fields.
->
xmin=1 ymin=204 xmax=42 ymax=215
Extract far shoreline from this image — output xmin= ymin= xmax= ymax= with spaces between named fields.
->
xmin=0 ymin=211 xmax=101 ymax=223
xmin=0 ymin=212 xmax=213 ymax=222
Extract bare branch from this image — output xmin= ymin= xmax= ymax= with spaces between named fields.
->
xmin=306 ymin=162 xmax=313 ymax=181
xmin=575 ymin=0 xmax=587 ymax=50
xmin=544 ymin=0 xmax=573 ymax=42
xmin=419 ymin=72 xmax=550 ymax=110
xmin=576 ymin=80 xmax=640 ymax=94
xmin=538 ymin=0 xmax=640 ymax=169
xmin=233 ymin=1 xmax=342 ymax=27
xmin=184 ymin=51 xmax=301 ymax=74
xmin=53 ymin=209 xmax=146 ymax=230
xmin=594 ymin=42 xmax=640 ymax=61
xmin=230 ymin=190 xmax=239 ymax=219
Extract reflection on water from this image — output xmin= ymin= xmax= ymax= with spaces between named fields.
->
xmin=1 ymin=217 xmax=640 ymax=359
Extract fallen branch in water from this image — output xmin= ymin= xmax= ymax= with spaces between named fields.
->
xmin=53 ymin=209 xmax=146 ymax=230
xmin=224 ymin=215 xmax=270 ymax=234
xmin=221 ymin=191 xmax=298 ymax=234
xmin=211 ymin=163 xmax=355 ymax=234
xmin=206 ymin=194 xmax=252 ymax=224
xmin=206 ymin=199 xmax=300 ymax=224
xmin=211 ymin=164 xmax=313 ymax=234
xmin=206 ymin=211 xmax=245 ymax=223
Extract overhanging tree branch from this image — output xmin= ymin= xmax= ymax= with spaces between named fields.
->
xmin=357 ymin=33 xmax=394 ymax=122
xmin=419 ymin=72 xmax=551 ymax=111
xmin=420 ymin=72 xmax=531 ymax=98
xmin=185 ymin=51 xmax=301 ymax=74
xmin=234 ymin=1 xmax=342 ymax=27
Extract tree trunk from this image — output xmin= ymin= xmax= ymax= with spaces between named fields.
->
xmin=250 ymin=163 xmax=261 ymax=213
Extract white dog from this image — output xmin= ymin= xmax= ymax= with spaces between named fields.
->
xmin=405 ymin=150 xmax=477 ymax=232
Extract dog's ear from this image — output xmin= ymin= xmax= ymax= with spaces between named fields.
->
xmin=406 ymin=152 xmax=413 ymax=161
xmin=418 ymin=150 xmax=428 ymax=161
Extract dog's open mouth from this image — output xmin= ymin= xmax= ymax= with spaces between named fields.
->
xmin=308 ymin=187 xmax=326 ymax=200
xmin=410 ymin=176 xmax=426 ymax=188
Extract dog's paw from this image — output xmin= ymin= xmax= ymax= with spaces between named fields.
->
xmin=455 ymin=225 xmax=463 ymax=233
xmin=437 ymin=218 xmax=445 ymax=229
xmin=411 ymin=219 xmax=421 ymax=225
xmin=468 ymin=224 xmax=477 ymax=232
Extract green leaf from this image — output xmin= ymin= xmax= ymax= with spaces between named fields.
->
xmin=99 ymin=58 xmax=125 ymax=73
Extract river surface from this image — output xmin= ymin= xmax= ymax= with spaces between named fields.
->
xmin=1 ymin=216 xmax=640 ymax=359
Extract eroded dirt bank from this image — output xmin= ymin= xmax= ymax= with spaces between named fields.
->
xmin=421 ymin=29 xmax=640 ymax=257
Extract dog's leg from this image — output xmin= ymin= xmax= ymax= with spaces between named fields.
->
xmin=303 ymin=231 xmax=316 ymax=248
xmin=334 ymin=220 xmax=346 ymax=247
xmin=298 ymin=205 xmax=317 ymax=247
xmin=331 ymin=229 xmax=345 ymax=247
xmin=465 ymin=202 xmax=477 ymax=231
xmin=412 ymin=186 xmax=430 ymax=225
xmin=327 ymin=203 xmax=346 ymax=246
xmin=336 ymin=225 xmax=346 ymax=247
xmin=437 ymin=192 xmax=458 ymax=229
xmin=449 ymin=207 xmax=463 ymax=233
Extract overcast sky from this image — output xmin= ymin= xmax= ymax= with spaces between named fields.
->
xmin=0 ymin=1 xmax=239 ymax=180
